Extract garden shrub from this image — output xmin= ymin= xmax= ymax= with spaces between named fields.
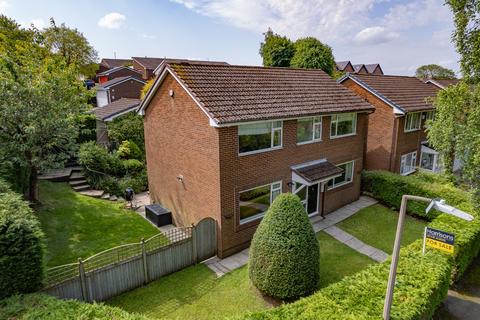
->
xmin=236 ymin=171 xmax=480 ymax=319
xmin=97 ymin=176 xmax=122 ymax=196
xmin=107 ymin=113 xmax=145 ymax=151
xmin=117 ymin=140 xmax=143 ymax=160
xmin=0 ymin=182 xmax=45 ymax=299
xmin=119 ymin=173 xmax=148 ymax=194
xmin=123 ymin=159 xmax=145 ymax=174
xmin=0 ymin=293 xmax=148 ymax=320
xmin=249 ymin=193 xmax=319 ymax=300
xmin=78 ymin=141 xmax=124 ymax=178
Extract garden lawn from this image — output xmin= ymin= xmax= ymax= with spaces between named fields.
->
xmin=37 ymin=181 xmax=159 ymax=266
xmin=337 ymin=203 xmax=428 ymax=254
xmin=108 ymin=231 xmax=374 ymax=320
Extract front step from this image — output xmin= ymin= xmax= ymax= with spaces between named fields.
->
xmin=79 ymin=190 xmax=104 ymax=198
xmin=70 ymin=171 xmax=85 ymax=181
xmin=72 ymin=184 xmax=90 ymax=192
xmin=69 ymin=179 xmax=87 ymax=187
xmin=101 ymin=193 xmax=111 ymax=200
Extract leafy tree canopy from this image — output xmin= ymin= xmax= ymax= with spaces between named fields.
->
xmin=415 ymin=64 xmax=456 ymax=80
xmin=141 ymin=79 xmax=155 ymax=99
xmin=290 ymin=37 xmax=335 ymax=75
xmin=447 ymin=0 xmax=480 ymax=83
xmin=107 ymin=112 xmax=145 ymax=151
xmin=0 ymin=15 xmax=91 ymax=201
xmin=42 ymin=18 xmax=99 ymax=78
xmin=259 ymin=29 xmax=295 ymax=67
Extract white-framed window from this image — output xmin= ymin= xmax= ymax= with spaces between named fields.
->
xmin=327 ymin=161 xmax=354 ymax=189
xmin=330 ymin=113 xmax=357 ymax=138
xmin=296 ymin=116 xmax=322 ymax=144
xmin=400 ymin=151 xmax=417 ymax=175
xmin=238 ymin=121 xmax=282 ymax=155
xmin=423 ymin=111 xmax=435 ymax=128
xmin=404 ymin=112 xmax=422 ymax=132
xmin=239 ymin=181 xmax=282 ymax=224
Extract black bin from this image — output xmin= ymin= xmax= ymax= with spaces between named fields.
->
xmin=145 ymin=204 xmax=172 ymax=227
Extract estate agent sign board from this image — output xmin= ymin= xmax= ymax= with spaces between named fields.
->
xmin=423 ymin=227 xmax=455 ymax=254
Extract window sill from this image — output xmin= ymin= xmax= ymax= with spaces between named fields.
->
xmin=400 ymin=169 xmax=416 ymax=176
xmin=296 ymin=139 xmax=322 ymax=146
xmin=404 ymin=128 xmax=421 ymax=133
xmin=330 ymin=133 xmax=356 ymax=139
xmin=238 ymin=146 xmax=283 ymax=157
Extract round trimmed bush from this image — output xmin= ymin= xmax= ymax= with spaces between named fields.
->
xmin=249 ymin=193 xmax=319 ymax=300
xmin=117 ymin=140 xmax=142 ymax=160
xmin=0 ymin=185 xmax=45 ymax=299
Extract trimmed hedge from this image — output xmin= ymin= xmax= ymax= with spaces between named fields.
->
xmin=0 ymin=293 xmax=148 ymax=320
xmin=249 ymin=193 xmax=319 ymax=300
xmin=0 ymin=181 xmax=45 ymax=299
xmin=237 ymin=171 xmax=480 ymax=319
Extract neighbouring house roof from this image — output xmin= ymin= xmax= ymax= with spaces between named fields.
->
xmin=97 ymin=76 xmax=146 ymax=90
xmin=153 ymin=58 xmax=229 ymax=75
xmin=425 ymin=78 xmax=460 ymax=89
xmin=100 ymin=58 xmax=132 ymax=69
xmin=132 ymin=57 xmax=166 ymax=70
xmin=364 ymin=64 xmax=383 ymax=75
xmin=353 ymin=64 xmax=367 ymax=73
xmin=292 ymin=160 xmax=344 ymax=184
xmin=97 ymin=66 xmax=142 ymax=77
xmin=339 ymin=73 xmax=440 ymax=114
xmin=336 ymin=61 xmax=352 ymax=71
xmin=141 ymin=62 xmax=374 ymax=126
xmin=92 ymin=98 xmax=141 ymax=121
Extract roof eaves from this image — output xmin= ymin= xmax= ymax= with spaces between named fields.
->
xmin=338 ymin=73 xmax=406 ymax=115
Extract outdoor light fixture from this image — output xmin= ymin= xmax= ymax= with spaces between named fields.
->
xmin=383 ymin=195 xmax=474 ymax=320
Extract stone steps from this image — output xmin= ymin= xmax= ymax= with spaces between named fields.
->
xmin=79 ymin=190 xmax=105 ymax=198
xmin=69 ymin=179 xmax=87 ymax=187
xmin=72 ymin=184 xmax=91 ymax=192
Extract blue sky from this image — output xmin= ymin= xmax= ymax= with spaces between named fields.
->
xmin=1 ymin=0 xmax=459 ymax=76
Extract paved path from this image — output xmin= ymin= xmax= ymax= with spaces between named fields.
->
xmin=204 ymin=196 xmax=382 ymax=277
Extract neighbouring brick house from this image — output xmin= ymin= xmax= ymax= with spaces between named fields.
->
xmin=425 ymin=78 xmax=460 ymax=89
xmin=96 ymin=66 xmax=143 ymax=84
xmin=95 ymin=76 xmax=145 ymax=107
xmin=98 ymin=58 xmax=132 ymax=74
xmin=139 ymin=62 xmax=374 ymax=258
xmin=339 ymin=73 xmax=452 ymax=174
xmin=337 ymin=62 xmax=384 ymax=75
xmin=336 ymin=61 xmax=355 ymax=73
xmin=132 ymin=57 xmax=166 ymax=80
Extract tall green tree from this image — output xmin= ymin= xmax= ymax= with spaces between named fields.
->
xmin=42 ymin=18 xmax=99 ymax=78
xmin=0 ymin=15 xmax=90 ymax=201
xmin=290 ymin=37 xmax=335 ymax=75
xmin=447 ymin=0 xmax=480 ymax=83
xmin=415 ymin=64 xmax=456 ymax=80
xmin=259 ymin=29 xmax=295 ymax=67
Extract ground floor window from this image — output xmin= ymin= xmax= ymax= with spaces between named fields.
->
xmin=328 ymin=161 xmax=354 ymax=189
xmin=239 ymin=181 xmax=281 ymax=224
xmin=400 ymin=151 xmax=417 ymax=175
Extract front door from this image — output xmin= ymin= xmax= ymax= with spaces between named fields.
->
xmin=294 ymin=182 xmax=320 ymax=216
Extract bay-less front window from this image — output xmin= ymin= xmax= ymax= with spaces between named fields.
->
xmin=330 ymin=113 xmax=357 ymax=138
xmin=297 ymin=116 xmax=322 ymax=144
xmin=239 ymin=181 xmax=282 ymax=223
xmin=238 ymin=121 xmax=282 ymax=154
xmin=328 ymin=161 xmax=354 ymax=189
xmin=404 ymin=112 xmax=421 ymax=132
xmin=400 ymin=151 xmax=417 ymax=175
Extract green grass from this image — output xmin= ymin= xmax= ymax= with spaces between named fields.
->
xmin=337 ymin=204 xmax=428 ymax=253
xmin=107 ymin=231 xmax=374 ymax=320
xmin=37 ymin=181 xmax=159 ymax=267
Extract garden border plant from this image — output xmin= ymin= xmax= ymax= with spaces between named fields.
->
xmin=236 ymin=170 xmax=480 ymax=319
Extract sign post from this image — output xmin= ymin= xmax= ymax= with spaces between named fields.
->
xmin=423 ymin=227 xmax=455 ymax=255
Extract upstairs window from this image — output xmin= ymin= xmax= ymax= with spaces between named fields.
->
xmin=238 ymin=121 xmax=282 ymax=155
xmin=404 ymin=112 xmax=422 ymax=132
xmin=330 ymin=113 xmax=357 ymax=138
xmin=328 ymin=161 xmax=354 ymax=189
xmin=424 ymin=111 xmax=435 ymax=128
xmin=297 ymin=116 xmax=322 ymax=144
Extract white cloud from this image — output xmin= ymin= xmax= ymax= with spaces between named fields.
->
xmin=140 ymin=34 xmax=157 ymax=39
xmin=98 ymin=12 xmax=126 ymax=29
xmin=0 ymin=0 xmax=8 ymax=13
xmin=354 ymin=26 xmax=399 ymax=45
xmin=383 ymin=0 xmax=451 ymax=31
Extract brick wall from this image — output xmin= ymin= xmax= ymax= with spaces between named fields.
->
xmin=109 ymin=79 xmax=144 ymax=102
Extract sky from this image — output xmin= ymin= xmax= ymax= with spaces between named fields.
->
xmin=1 ymin=0 xmax=459 ymax=76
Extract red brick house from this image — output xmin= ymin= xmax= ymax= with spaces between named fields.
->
xmin=98 ymin=58 xmax=132 ymax=73
xmin=132 ymin=57 xmax=165 ymax=80
xmin=95 ymin=76 xmax=145 ymax=108
xmin=339 ymin=73 xmax=445 ymax=174
xmin=139 ymin=62 xmax=374 ymax=258
xmin=96 ymin=66 xmax=143 ymax=84
xmin=336 ymin=61 xmax=355 ymax=73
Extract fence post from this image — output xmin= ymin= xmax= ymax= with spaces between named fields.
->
xmin=78 ymin=258 xmax=89 ymax=302
xmin=191 ymin=224 xmax=198 ymax=264
xmin=141 ymin=238 xmax=149 ymax=284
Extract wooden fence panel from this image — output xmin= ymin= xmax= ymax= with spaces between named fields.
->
xmin=195 ymin=218 xmax=217 ymax=262
xmin=86 ymin=257 xmax=145 ymax=301
xmin=45 ymin=277 xmax=83 ymax=301
xmin=147 ymin=240 xmax=193 ymax=280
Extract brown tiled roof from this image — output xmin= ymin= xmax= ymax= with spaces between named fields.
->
xmin=97 ymin=76 xmax=145 ymax=89
xmin=293 ymin=160 xmax=344 ymax=183
xmin=132 ymin=57 xmax=166 ymax=70
xmin=162 ymin=63 xmax=374 ymax=125
xmin=92 ymin=98 xmax=141 ymax=121
xmin=427 ymin=78 xmax=460 ymax=89
xmin=353 ymin=64 xmax=366 ymax=73
xmin=364 ymin=64 xmax=383 ymax=74
xmin=97 ymin=66 xmax=142 ymax=76
xmin=336 ymin=61 xmax=351 ymax=71
xmin=344 ymin=74 xmax=440 ymax=113
xmin=100 ymin=58 xmax=132 ymax=68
